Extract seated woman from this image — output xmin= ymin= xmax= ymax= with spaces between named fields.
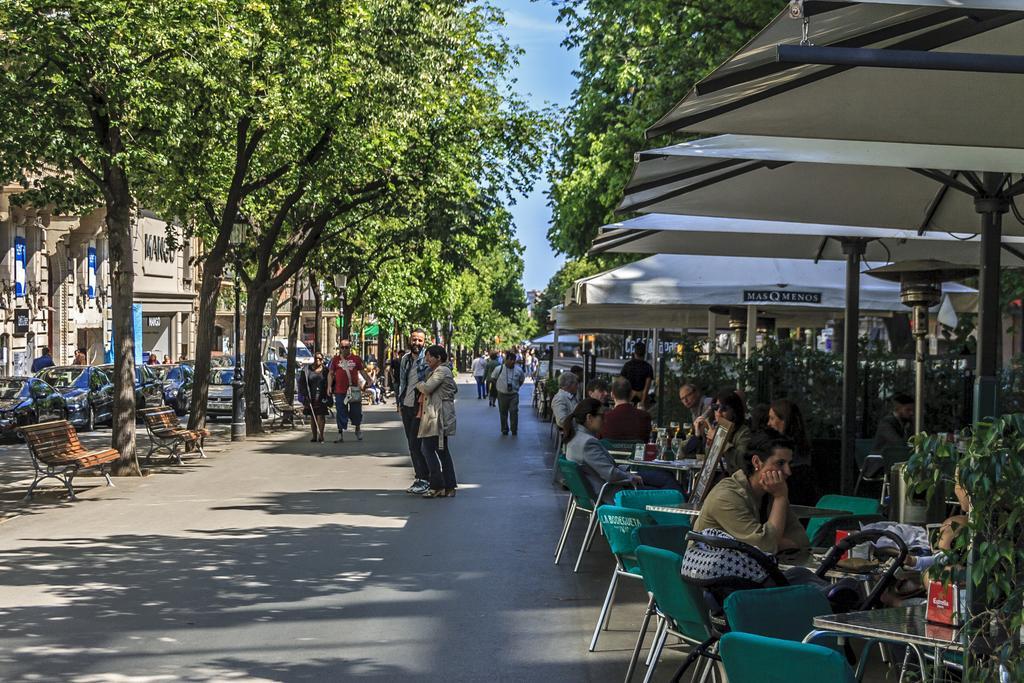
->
xmin=694 ymin=429 xmax=809 ymax=556
xmin=692 ymin=389 xmax=751 ymax=474
xmin=766 ymin=398 xmax=818 ymax=506
xmin=563 ymin=398 xmax=682 ymax=500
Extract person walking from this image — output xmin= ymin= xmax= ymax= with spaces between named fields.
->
xmin=483 ymin=351 xmax=501 ymax=407
xmin=397 ymin=329 xmax=430 ymax=494
xmin=416 ymin=345 xmax=459 ymax=498
xmin=31 ymin=347 xmax=54 ymax=373
xmin=298 ymin=352 xmax=330 ymax=442
xmin=329 ymin=339 xmax=370 ymax=442
xmin=471 ymin=352 xmax=488 ymax=400
xmin=491 ymin=350 xmax=526 ymax=436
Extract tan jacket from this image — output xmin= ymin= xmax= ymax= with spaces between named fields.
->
xmin=416 ymin=365 xmax=457 ymax=439
xmin=694 ymin=469 xmax=809 ymax=555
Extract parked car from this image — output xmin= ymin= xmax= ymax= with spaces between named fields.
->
xmin=206 ymin=367 xmax=270 ymax=420
xmin=267 ymin=337 xmax=314 ymax=365
xmin=150 ymin=363 xmax=194 ymax=415
xmin=262 ymin=360 xmax=289 ymax=391
xmin=35 ymin=365 xmax=114 ymax=430
xmin=0 ymin=377 xmax=66 ymax=439
xmin=97 ymin=364 xmax=164 ymax=414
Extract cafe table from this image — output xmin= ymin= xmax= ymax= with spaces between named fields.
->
xmin=613 ymin=457 xmax=705 ymax=487
xmin=804 ymin=605 xmax=965 ymax=683
xmin=645 ymin=503 xmax=853 ymax=519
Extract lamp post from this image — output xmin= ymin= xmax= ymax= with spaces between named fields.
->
xmin=866 ymin=260 xmax=976 ymax=435
xmin=230 ymin=221 xmax=246 ymax=442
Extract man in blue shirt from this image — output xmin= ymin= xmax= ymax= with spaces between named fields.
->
xmin=31 ymin=347 xmax=55 ymax=373
xmin=491 ymin=350 xmax=526 ymax=436
xmin=396 ymin=329 xmax=430 ymax=494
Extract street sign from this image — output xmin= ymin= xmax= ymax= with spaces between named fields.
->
xmin=13 ymin=308 xmax=29 ymax=335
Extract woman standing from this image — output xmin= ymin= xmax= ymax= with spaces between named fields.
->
xmin=416 ymin=345 xmax=458 ymax=498
xmin=299 ymin=353 xmax=331 ymax=442
xmin=767 ymin=398 xmax=818 ymax=505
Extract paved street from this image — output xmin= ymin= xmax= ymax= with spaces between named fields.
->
xmin=0 ymin=379 xmax=659 ymax=682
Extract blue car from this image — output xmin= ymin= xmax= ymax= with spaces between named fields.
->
xmin=0 ymin=377 xmax=66 ymax=439
xmin=35 ymin=366 xmax=114 ymax=431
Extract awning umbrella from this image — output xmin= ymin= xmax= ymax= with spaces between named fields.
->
xmin=647 ymin=0 xmax=1024 ymax=147
xmin=615 ymin=134 xmax=1024 ymax=490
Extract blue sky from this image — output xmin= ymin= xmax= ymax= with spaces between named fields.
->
xmin=491 ymin=1 xmax=579 ymax=291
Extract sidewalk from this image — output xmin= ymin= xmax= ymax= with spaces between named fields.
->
xmin=0 ymin=380 xmax=654 ymax=682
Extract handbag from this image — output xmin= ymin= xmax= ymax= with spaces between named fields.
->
xmin=680 ymin=528 xmax=771 ymax=585
xmin=346 ymin=386 xmax=361 ymax=405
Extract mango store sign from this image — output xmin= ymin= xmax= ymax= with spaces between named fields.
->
xmin=140 ymin=225 xmax=176 ymax=278
xmin=743 ymin=290 xmax=822 ymax=305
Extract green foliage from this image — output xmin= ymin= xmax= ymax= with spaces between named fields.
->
xmin=546 ymin=0 xmax=779 ymax=257
xmin=906 ymin=421 xmax=1024 ymax=678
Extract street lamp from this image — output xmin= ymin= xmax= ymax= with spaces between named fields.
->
xmin=230 ymin=221 xmax=247 ymax=442
xmin=333 ymin=274 xmax=347 ymax=343
xmin=866 ymin=260 xmax=976 ymax=435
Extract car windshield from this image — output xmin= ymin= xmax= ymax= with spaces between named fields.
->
xmin=38 ymin=367 xmax=88 ymax=389
xmin=165 ymin=367 xmax=183 ymax=381
xmin=149 ymin=366 xmax=170 ymax=380
xmin=294 ymin=346 xmax=312 ymax=359
xmin=0 ymin=380 xmax=29 ymax=400
xmin=210 ymin=369 xmax=234 ymax=385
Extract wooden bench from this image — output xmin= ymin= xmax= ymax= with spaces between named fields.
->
xmin=21 ymin=420 xmax=119 ymax=500
xmin=140 ymin=407 xmax=209 ymax=464
xmin=267 ymin=390 xmax=302 ymax=429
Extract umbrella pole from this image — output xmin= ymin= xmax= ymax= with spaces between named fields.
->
xmin=973 ymin=175 xmax=1006 ymax=422
xmin=745 ymin=305 xmax=757 ymax=362
xmin=840 ymin=239 xmax=866 ymax=495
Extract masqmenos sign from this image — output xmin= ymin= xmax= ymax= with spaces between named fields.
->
xmin=743 ymin=290 xmax=823 ymax=305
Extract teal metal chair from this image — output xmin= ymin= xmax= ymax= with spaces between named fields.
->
xmin=723 ymin=585 xmax=837 ymax=649
xmin=805 ymin=494 xmax=884 ymax=547
xmin=554 ymin=457 xmax=613 ymax=572
xmin=590 ymin=506 xmax=655 ymax=653
xmin=719 ymin=632 xmax=856 ymax=683
xmin=635 ymin=545 xmax=717 ymax=683
xmin=615 ymin=488 xmax=686 ymax=526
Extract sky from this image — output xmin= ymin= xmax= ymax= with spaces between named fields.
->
xmin=491 ymin=1 xmax=579 ymax=292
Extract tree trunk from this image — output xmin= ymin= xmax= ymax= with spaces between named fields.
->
xmin=285 ymin=270 xmax=302 ymax=404
xmin=243 ymin=285 xmax=270 ymax=434
xmin=310 ymin=273 xmax=322 ymax=354
xmin=105 ymin=185 xmax=140 ymax=475
xmin=187 ymin=249 xmax=227 ymax=430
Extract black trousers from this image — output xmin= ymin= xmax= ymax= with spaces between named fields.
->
xmin=421 ymin=435 xmax=457 ymax=490
xmin=401 ymin=404 xmax=428 ymax=480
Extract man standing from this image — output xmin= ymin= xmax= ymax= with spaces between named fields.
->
xmin=601 ymin=376 xmax=652 ymax=441
xmin=483 ymin=351 xmax=501 ymax=407
xmin=873 ymin=392 xmax=914 ymax=450
xmin=471 ymin=352 xmax=488 ymax=400
xmin=620 ymin=342 xmax=654 ymax=406
xmin=491 ymin=350 xmax=526 ymax=436
xmin=31 ymin=347 xmax=54 ymax=373
xmin=397 ymin=329 xmax=430 ymax=494
xmin=329 ymin=339 xmax=370 ymax=442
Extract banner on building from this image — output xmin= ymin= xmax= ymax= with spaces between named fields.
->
xmin=87 ymin=245 xmax=97 ymax=298
xmin=14 ymin=235 xmax=26 ymax=297
xmin=107 ymin=304 xmax=145 ymax=365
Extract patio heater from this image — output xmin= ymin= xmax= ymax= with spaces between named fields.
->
xmin=229 ymin=220 xmax=247 ymax=442
xmin=866 ymin=260 xmax=976 ymax=435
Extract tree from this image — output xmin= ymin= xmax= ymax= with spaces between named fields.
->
xmin=546 ymin=0 xmax=778 ymax=258
xmin=0 ymin=0 xmax=220 ymax=471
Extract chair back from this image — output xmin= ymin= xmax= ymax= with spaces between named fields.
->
xmin=719 ymin=632 xmax=856 ymax=683
xmin=615 ymin=488 xmax=685 ymax=524
xmin=723 ymin=585 xmax=835 ymax=648
xmin=597 ymin=506 xmax=654 ymax=573
xmin=805 ymin=494 xmax=883 ymax=544
xmin=557 ymin=457 xmax=596 ymax=510
xmin=853 ymin=438 xmax=874 ymax=470
xmin=635 ymin=545 xmax=713 ymax=644
xmin=634 ymin=523 xmax=691 ymax=556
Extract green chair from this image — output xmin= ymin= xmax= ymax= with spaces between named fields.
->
xmin=615 ymin=488 xmax=686 ymax=526
xmin=590 ymin=506 xmax=655 ymax=653
xmin=554 ymin=457 xmax=612 ymax=572
xmin=635 ymin=545 xmax=716 ymax=683
xmin=719 ymin=632 xmax=856 ymax=683
xmin=723 ymin=585 xmax=838 ymax=651
xmin=805 ymin=494 xmax=884 ymax=547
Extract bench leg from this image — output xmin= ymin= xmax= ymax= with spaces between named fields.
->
xmin=102 ymin=467 xmax=114 ymax=487
xmin=62 ymin=469 xmax=78 ymax=501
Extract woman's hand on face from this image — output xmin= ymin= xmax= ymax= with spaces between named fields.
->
xmin=693 ymin=416 xmax=709 ymax=435
xmin=761 ymin=469 xmax=789 ymax=500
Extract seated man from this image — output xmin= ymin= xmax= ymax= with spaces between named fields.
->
xmin=873 ymin=392 xmax=914 ymax=451
xmin=600 ymin=376 xmax=651 ymax=442
xmin=550 ymin=371 xmax=579 ymax=431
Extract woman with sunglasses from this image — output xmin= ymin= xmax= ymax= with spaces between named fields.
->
xmin=416 ymin=345 xmax=459 ymax=498
xmin=694 ymin=389 xmax=751 ymax=474
xmin=298 ymin=352 xmax=331 ymax=442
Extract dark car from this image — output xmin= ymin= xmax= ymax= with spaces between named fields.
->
xmin=0 ymin=377 xmax=66 ymax=439
xmin=263 ymin=361 xmax=288 ymax=391
xmin=150 ymin=364 xmax=194 ymax=415
xmin=35 ymin=366 xmax=114 ymax=431
xmin=98 ymin=364 xmax=164 ymax=414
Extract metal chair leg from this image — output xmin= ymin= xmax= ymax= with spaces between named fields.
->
xmin=624 ymin=594 xmax=656 ymax=683
xmin=554 ymin=499 xmax=577 ymax=564
xmin=574 ymin=510 xmax=600 ymax=573
xmin=641 ymin=621 xmax=668 ymax=683
xmin=590 ymin=568 xmax=620 ymax=651
xmin=647 ymin=619 xmax=665 ymax=667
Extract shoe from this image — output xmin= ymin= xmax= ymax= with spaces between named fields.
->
xmin=406 ymin=479 xmax=429 ymax=494
xmin=501 ymin=431 xmax=508 ymax=436
xmin=310 ymin=437 xmax=318 ymax=442
xmin=335 ymin=433 xmax=344 ymax=443
xmin=444 ymin=488 xmax=457 ymax=498
xmin=511 ymin=431 xmax=517 ymax=436
xmin=422 ymin=488 xmax=446 ymax=498
xmin=355 ymin=427 xmax=363 ymax=441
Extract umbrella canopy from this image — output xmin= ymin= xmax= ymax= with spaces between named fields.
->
xmin=591 ymin=213 xmax=1024 ymax=265
xmin=647 ymin=1 xmax=1024 ymax=146
xmin=529 ymin=331 xmax=579 ymax=346
xmin=619 ymin=134 xmax=1024 ymax=234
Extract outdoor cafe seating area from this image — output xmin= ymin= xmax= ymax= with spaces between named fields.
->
xmin=549 ymin=428 xmax=986 ymax=683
